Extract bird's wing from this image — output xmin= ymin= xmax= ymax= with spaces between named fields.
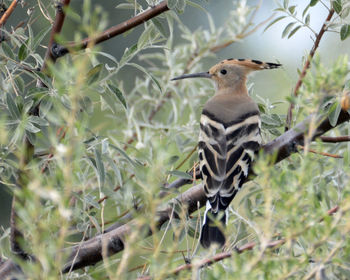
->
xmin=219 ymin=112 xmax=262 ymax=209
xmin=199 ymin=111 xmax=227 ymax=213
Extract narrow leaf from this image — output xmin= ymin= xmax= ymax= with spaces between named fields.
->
xmin=282 ymin=22 xmax=296 ymax=38
xmin=340 ymin=24 xmax=350 ymax=40
xmin=333 ymin=0 xmax=342 ymax=14
xmin=128 ymin=63 xmax=162 ymax=92
xmin=264 ymin=16 xmax=286 ymax=32
xmin=288 ymin=25 xmax=302 ymax=38
xmin=18 ymin=39 xmax=29 ymax=61
xmin=309 ymin=0 xmax=319 ymax=6
xmin=108 ymin=84 xmax=127 ymax=109
xmin=94 ymin=148 xmax=105 ymax=188
xmin=167 ymin=170 xmax=192 ymax=180
xmin=109 ymin=144 xmax=141 ymax=167
xmin=2 ymin=42 xmax=14 ymax=59
xmin=6 ymin=93 xmax=20 ymax=119
xmin=25 ymin=121 xmax=41 ymax=133
xmin=86 ymin=64 xmax=103 ymax=85
xmin=328 ymin=102 xmax=342 ymax=127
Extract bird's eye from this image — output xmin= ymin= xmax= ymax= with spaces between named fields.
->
xmin=220 ymin=69 xmax=227 ymax=75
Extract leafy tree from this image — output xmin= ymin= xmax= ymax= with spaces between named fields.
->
xmin=0 ymin=0 xmax=350 ymax=279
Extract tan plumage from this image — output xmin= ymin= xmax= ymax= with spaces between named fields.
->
xmin=172 ymin=58 xmax=281 ymax=248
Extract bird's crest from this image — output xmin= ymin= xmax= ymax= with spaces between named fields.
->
xmin=210 ymin=58 xmax=281 ymax=73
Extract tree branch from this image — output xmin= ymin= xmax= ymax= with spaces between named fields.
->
xmin=0 ymin=0 xmax=18 ymax=28
xmin=285 ymin=8 xmax=335 ymax=131
xmin=40 ymin=0 xmax=71 ymax=73
xmin=320 ymin=136 xmax=350 ymax=142
xmin=55 ymin=1 xmax=169 ymax=58
xmin=61 ymin=109 xmax=350 ymax=273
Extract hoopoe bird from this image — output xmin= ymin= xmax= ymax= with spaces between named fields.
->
xmin=172 ymin=58 xmax=281 ymax=248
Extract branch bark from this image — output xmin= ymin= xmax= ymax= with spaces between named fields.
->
xmin=285 ymin=8 xmax=335 ymax=131
xmin=56 ymin=1 xmax=169 ymax=58
xmin=61 ymin=109 xmax=350 ymax=273
xmin=0 ymin=0 xmax=18 ymax=28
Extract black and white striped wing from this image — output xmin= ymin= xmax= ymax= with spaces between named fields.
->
xmin=219 ymin=113 xmax=262 ymax=209
xmin=198 ymin=113 xmax=227 ymax=213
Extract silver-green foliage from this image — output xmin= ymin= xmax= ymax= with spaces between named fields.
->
xmin=0 ymin=0 xmax=350 ymax=279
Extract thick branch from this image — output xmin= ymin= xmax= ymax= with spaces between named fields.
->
xmin=57 ymin=1 xmax=169 ymax=57
xmin=285 ymin=8 xmax=334 ymax=131
xmin=62 ymin=109 xmax=350 ymax=273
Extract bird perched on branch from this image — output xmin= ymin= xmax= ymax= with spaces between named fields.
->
xmin=172 ymin=58 xmax=281 ymax=248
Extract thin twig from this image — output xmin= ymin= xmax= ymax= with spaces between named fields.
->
xmin=285 ymin=9 xmax=335 ymax=131
xmin=0 ymin=0 xmax=18 ymax=28
xmin=137 ymin=204 xmax=342 ymax=280
xmin=320 ymin=136 xmax=350 ymax=143
xmin=297 ymin=145 xmax=343 ymax=158
xmin=57 ymin=1 xmax=169 ymax=57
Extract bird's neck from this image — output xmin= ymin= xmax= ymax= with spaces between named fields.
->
xmin=216 ymin=81 xmax=248 ymax=96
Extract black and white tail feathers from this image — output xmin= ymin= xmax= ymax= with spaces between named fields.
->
xmin=200 ymin=202 xmax=226 ymax=248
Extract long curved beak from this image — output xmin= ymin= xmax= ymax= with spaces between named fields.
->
xmin=171 ymin=71 xmax=212 ymax=81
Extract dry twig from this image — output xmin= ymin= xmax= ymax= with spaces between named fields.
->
xmin=285 ymin=9 xmax=335 ymax=131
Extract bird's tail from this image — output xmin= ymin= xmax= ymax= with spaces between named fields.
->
xmin=200 ymin=207 xmax=226 ymax=248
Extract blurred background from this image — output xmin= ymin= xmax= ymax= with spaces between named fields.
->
xmin=1 ymin=0 xmax=349 ymax=227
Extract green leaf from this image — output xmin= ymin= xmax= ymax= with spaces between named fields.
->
xmin=302 ymin=5 xmax=310 ymax=17
xmin=309 ymin=0 xmax=319 ymax=6
xmin=167 ymin=170 xmax=192 ymax=180
xmin=167 ymin=155 xmax=179 ymax=165
xmin=328 ymin=102 xmax=341 ymax=127
xmin=152 ymin=18 xmax=167 ymax=38
xmin=340 ymin=24 xmax=350 ymax=41
xmin=18 ymin=39 xmax=29 ymax=61
xmin=2 ymin=42 xmax=14 ymax=59
xmin=109 ymin=144 xmax=141 ymax=168
xmin=119 ymin=44 xmax=138 ymax=66
xmin=100 ymin=89 xmax=118 ymax=113
xmin=283 ymin=0 xmax=289 ymax=9
xmin=167 ymin=0 xmax=178 ymax=9
xmin=25 ymin=121 xmax=40 ymax=133
xmin=288 ymin=25 xmax=302 ymax=38
xmin=288 ymin=5 xmax=296 ymax=14
xmin=107 ymin=84 xmax=127 ymax=109
xmin=25 ymin=131 xmax=36 ymax=145
xmin=86 ymin=64 xmax=103 ymax=85
xmin=264 ymin=16 xmax=286 ymax=32
xmin=28 ymin=116 xmax=49 ymax=126
xmin=305 ymin=14 xmax=311 ymax=25
xmin=128 ymin=63 xmax=162 ymax=93
xmin=261 ymin=114 xmax=283 ymax=127
xmin=137 ymin=25 xmax=154 ymax=50
xmin=115 ymin=3 xmax=134 ymax=9
xmin=39 ymin=96 xmax=53 ymax=118
xmin=31 ymin=26 xmax=51 ymax=51
xmin=94 ymin=148 xmax=105 ymax=188
xmin=333 ymin=0 xmax=342 ymax=14
xmin=282 ymin=22 xmax=296 ymax=38
xmin=6 ymin=93 xmax=21 ymax=119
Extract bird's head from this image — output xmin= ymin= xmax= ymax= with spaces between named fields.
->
xmin=172 ymin=58 xmax=281 ymax=90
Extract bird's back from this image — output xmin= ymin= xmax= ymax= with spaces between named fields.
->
xmin=199 ymin=92 xmax=261 ymax=212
